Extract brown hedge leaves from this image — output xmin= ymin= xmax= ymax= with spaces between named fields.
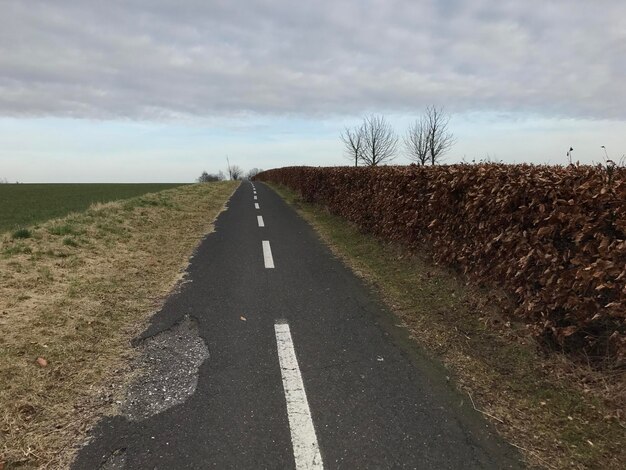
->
xmin=256 ymin=164 xmax=626 ymax=365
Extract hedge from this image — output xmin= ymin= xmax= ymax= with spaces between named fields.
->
xmin=256 ymin=164 xmax=626 ymax=364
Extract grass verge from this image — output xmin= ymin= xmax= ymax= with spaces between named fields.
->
xmin=0 ymin=183 xmax=186 ymax=233
xmin=269 ymin=183 xmax=625 ymax=470
xmin=0 ymin=181 xmax=238 ymax=469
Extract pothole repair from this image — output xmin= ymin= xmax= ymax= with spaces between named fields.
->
xmin=121 ymin=315 xmax=209 ymax=422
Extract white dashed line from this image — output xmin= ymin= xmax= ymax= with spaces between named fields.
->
xmin=255 ymin=203 xmax=260 ymax=209
xmin=257 ymin=215 xmax=265 ymax=227
xmin=254 ymin=195 xmax=258 ymax=200
xmin=262 ymin=240 xmax=274 ymax=268
xmin=275 ymin=321 xmax=323 ymax=470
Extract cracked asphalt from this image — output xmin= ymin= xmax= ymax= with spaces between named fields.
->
xmin=73 ymin=182 xmax=524 ymax=469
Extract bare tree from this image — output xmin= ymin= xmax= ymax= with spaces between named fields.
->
xmin=340 ymin=125 xmax=364 ymax=167
xmin=360 ymin=114 xmax=397 ymax=166
xmin=424 ymin=106 xmax=455 ymax=165
xmin=404 ymin=118 xmax=429 ymax=165
xmin=197 ymin=171 xmax=221 ymax=182
xmin=246 ymin=168 xmax=263 ymax=179
xmin=229 ymin=165 xmax=243 ymax=180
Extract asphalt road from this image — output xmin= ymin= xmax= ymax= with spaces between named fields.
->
xmin=74 ymin=182 xmax=523 ymax=469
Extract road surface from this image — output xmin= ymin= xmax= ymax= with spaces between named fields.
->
xmin=74 ymin=182 xmax=522 ymax=469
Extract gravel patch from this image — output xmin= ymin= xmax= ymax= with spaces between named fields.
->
xmin=120 ymin=316 xmax=209 ymax=421
xmin=100 ymin=448 xmax=126 ymax=469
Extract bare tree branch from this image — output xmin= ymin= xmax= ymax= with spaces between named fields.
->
xmin=404 ymin=118 xmax=429 ymax=165
xmin=229 ymin=165 xmax=243 ymax=180
xmin=425 ymin=106 xmax=455 ymax=165
xmin=246 ymin=168 xmax=262 ymax=179
xmin=360 ymin=114 xmax=397 ymax=166
xmin=340 ymin=126 xmax=364 ymax=167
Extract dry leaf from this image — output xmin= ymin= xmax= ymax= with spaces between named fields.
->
xmin=36 ymin=357 xmax=48 ymax=367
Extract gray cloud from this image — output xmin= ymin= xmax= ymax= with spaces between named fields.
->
xmin=1 ymin=0 xmax=624 ymax=120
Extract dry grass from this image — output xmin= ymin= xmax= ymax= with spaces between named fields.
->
xmin=270 ymin=183 xmax=626 ymax=470
xmin=0 ymin=182 xmax=238 ymax=469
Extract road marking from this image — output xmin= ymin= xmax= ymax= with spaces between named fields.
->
xmin=262 ymin=240 xmax=274 ymax=268
xmin=274 ymin=322 xmax=323 ymax=470
xmin=254 ymin=195 xmax=258 ymax=200
xmin=255 ymin=203 xmax=260 ymax=209
xmin=257 ymin=215 xmax=265 ymax=227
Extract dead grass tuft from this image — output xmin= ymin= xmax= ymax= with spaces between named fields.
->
xmin=0 ymin=182 xmax=238 ymax=469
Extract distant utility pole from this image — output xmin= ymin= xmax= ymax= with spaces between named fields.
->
xmin=226 ymin=155 xmax=232 ymax=180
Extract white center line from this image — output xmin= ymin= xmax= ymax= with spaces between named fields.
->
xmin=255 ymin=203 xmax=260 ymax=209
xmin=275 ymin=322 xmax=323 ymax=470
xmin=254 ymin=195 xmax=258 ymax=200
xmin=257 ymin=215 xmax=265 ymax=227
xmin=262 ymin=240 xmax=274 ymax=268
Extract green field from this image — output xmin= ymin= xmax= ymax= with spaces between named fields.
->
xmin=0 ymin=183 xmax=187 ymax=233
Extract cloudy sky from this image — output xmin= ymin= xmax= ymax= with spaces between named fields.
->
xmin=1 ymin=0 xmax=625 ymax=182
